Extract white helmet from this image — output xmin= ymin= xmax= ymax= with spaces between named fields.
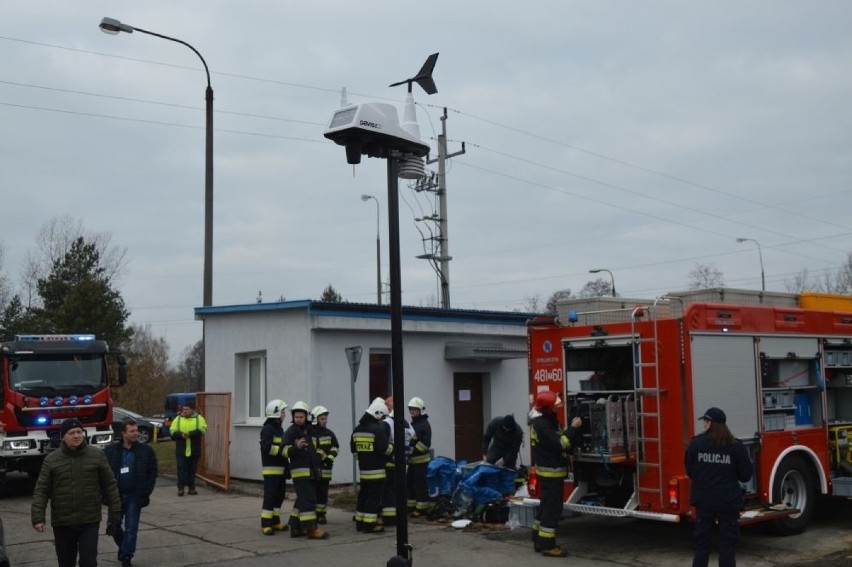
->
xmin=291 ymin=401 xmax=310 ymax=415
xmin=311 ymin=405 xmax=329 ymax=419
xmin=408 ymin=396 xmax=426 ymax=411
xmin=367 ymin=397 xmax=388 ymax=420
xmin=265 ymin=399 xmax=288 ymax=418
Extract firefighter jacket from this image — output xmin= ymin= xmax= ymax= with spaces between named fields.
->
xmin=351 ymin=413 xmax=393 ymax=481
xmin=409 ymin=413 xmax=432 ymax=465
xmin=259 ymin=417 xmax=289 ymax=477
xmin=685 ymin=432 xmax=753 ymax=508
xmin=282 ymin=421 xmax=322 ymax=480
xmin=311 ymin=424 xmax=339 ymax=481
xmin=530 ymin=413 xmax=575 ymax=479
xmin=382 ymin=415 xmax=414 ymax=469
xmin=170 ymin=412 xmax=207 ymax=457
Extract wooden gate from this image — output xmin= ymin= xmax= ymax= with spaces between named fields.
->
xmin=197 ymin=392 xmax=232 ymax=491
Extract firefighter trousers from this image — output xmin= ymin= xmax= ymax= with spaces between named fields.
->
xmin=261 ymin=474 xmax=287 ymax=528
xmin=535 ymin=476 xmax=564 ymax=551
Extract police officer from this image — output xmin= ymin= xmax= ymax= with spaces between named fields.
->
xmin=530 ymin=391 xmax=581 ymax=558
xmin=685 ymin=407 xmax=753 ymax=567
xmin=260 ymin=399 xmax=289 ymax=535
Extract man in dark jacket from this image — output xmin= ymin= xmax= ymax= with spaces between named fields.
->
xmin=482 ymin=414 xmax=523 ymax=468
xmin=104 ymin=418 xmax=158 ymax=567
xmin=32 ymin=418 xmax=122 ymax=567
xmin=685 ymin=407 xmax=753 ymax=567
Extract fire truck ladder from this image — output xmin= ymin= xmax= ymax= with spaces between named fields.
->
xmin=631 ymin=298 xmax=664 ymax=508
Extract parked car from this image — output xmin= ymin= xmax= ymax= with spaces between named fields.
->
xmin=111 ymin=407 xmax=165 ymax=444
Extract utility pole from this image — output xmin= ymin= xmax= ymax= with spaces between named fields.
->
xmin=425 ymin=108 xmax=465 ymax=308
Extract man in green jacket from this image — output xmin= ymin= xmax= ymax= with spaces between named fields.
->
xmin=31 ymin=418 xmax=122 ymax=567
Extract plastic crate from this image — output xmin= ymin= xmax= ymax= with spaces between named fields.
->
xmin=508 ymin=500 xmax=536 ymax=528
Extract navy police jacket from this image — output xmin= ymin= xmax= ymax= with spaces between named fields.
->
xmin=685 ymin=433 xmax=753 ymax=508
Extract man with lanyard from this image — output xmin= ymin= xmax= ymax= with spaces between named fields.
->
xmin=530 ymin=391 xmax=582 ymax=557
xmin=104 ymin=419 xmax=158 ymax=567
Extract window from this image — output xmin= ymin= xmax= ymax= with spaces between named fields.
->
xmin=235 ymin=352 xmax=266 ymax=424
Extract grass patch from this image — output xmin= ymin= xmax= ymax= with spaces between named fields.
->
xmin=153 ymin=440 xmax=176 ymax=475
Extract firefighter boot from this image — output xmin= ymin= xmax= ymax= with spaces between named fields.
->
xmin=541 ymin=546 xmax=568 ymax=558
xmin=307 ymin=527 xmax=330 ymax=540
xmin=261 ymin=526 xmax=275 ymax=536
xmin=290 ymin=528 xmax=306 ymax=538
xmin=271 ymin=522 xmax=289 ymax=532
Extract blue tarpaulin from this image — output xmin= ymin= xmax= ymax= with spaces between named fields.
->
xmin=456 ymin=463 xmax=517 ymax=505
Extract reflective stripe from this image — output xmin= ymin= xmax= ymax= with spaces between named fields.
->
xmin=409 ymin=454 xmax=431 ymax=464
xmin=262 ymin=466 xmax=286 ymax=475
xmin=360 ymin=469 xmax=387 ymax=480
xmin=538 ymin=527 xmax=557 ymax=539
xmin=290 ymin=467 xmax=311 ymax=479
xmin=559 ymin=435 xmax=570 ymax=450
xmin=261 ymin=510 xmax=274 ymax=519
xmin=536 ymin=466 xmax=567 ymax=478
xmin=269 ymin=445 xmax=281 ymax=457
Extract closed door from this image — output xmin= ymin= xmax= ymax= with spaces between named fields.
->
xmin=453 ymin=373 xmax=484 ymax=463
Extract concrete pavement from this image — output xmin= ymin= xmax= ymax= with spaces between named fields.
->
xmin=3 ymin=475 xmax=851 ymax=566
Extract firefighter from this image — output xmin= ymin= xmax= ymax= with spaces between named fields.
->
xmin=282 ymin=401 xmax=328 ymax=539
xmin=352 ymin=397 xmax=393 ymax=533
xmin=259 ymin=399 xmax=289 ymax=535
xmin=530 ymin=390 xmax=582 ymax=558
xmin=407 ymin=396 xmax=432 ymax=516
xmin=310 ymin=405 xmax=339 ymax=525
xmin=380 ymin=396 xmax=414 ymax=526
xmin=685 ymin=407 xmax=753 ymax=567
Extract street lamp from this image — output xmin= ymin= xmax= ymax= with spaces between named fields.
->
xmin=361 ymin=194 xmax=382 ymax=305
xmin=736 ymin=237 xmax=765 ymax=291
xmin=100 ymin=17 xmax=214 ymax=308
xmin=589 ymin=268 xmax=617 ymax=297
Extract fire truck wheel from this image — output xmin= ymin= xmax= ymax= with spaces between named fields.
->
xmin=769 ymin=454 xmax=815 ymax=535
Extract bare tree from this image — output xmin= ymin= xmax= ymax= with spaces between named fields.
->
xmin=687 ymin=263 xmax=724 ymax=289
xmin=23 ymin=215 xmax=128 ymax=306
xmin=0 ymin=244 xmax=11 ymax=311
xmin=112 ymin=324 xmax=172 ymax=416
xmin=546 ymin=289 xmax=573 ymax=315
xmin=521 ymin=293 xmax=544 ymax=313
xmin=578 ymin=278 xmax=614 ymax=298
xmin=786 ymin=252 xmax=852 ymax=294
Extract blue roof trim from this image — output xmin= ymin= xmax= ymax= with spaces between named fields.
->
xmin=195 ymin=300 xmax=536 ymax=326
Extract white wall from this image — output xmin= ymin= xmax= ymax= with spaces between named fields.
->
xmin=202 ymin=306 xmax=531 ymax=483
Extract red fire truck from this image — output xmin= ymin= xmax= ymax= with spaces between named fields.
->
xmin=0 ymin=334 xmax=126 ymax=490
xmin=526 ymin=289 xmax=852 ymax=534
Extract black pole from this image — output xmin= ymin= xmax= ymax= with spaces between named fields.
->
xmin=387 ymin=157 xmax=410 ymax=561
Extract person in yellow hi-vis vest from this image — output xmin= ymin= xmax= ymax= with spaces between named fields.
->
xmin=170 ymin=401 xmax=207 ymax=496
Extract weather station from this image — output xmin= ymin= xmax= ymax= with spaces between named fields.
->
xmin=324 ymin=53 xmax=438 ymax=567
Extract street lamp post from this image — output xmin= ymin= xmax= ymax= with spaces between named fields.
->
xmin=736 ymin=237 xmax=765 ymax=291
xmin=99 ymin=17 xmax=214 ymax=308
xmin=361 ymin=194 xmax=382 ymax=305
xmin=589 ymin=268 xmax=617 ymax=297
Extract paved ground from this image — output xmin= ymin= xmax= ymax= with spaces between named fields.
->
xmin=2 ymin=474 xmax=851 ymax=566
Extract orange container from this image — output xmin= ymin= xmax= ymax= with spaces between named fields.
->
xmin=799 ymin=292 xmax=852 ymax=312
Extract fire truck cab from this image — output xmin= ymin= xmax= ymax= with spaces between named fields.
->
xmin=527 ymin=289 xmax=852 ymax=534
xmin=0 ymin=334 xmax=126 ymax=491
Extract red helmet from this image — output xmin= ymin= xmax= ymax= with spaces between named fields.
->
xmin=534 ymin=391 xmax=560 ymax=413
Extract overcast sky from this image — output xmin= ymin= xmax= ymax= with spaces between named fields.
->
xmin=1 ymin=1 xmax=850 ymax=361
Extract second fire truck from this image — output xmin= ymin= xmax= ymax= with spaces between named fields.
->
xmin=526 ymin=289 xmax=852 ymax=534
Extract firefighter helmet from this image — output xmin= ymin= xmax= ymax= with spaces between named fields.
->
xmin=408 ymin=396 xmax=426 ymax=411
xmin=311 ymin=405 xmax=329 ymax=420
xmin=265 ymin=399 xmax=288 ymax=418
xmin=534 ymin=391 xmax=561 ymax=413
xmin=367 ymin=397 xmax=388 ymax=419
xmin=291 ymin=401 xmax=310 ymax=415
